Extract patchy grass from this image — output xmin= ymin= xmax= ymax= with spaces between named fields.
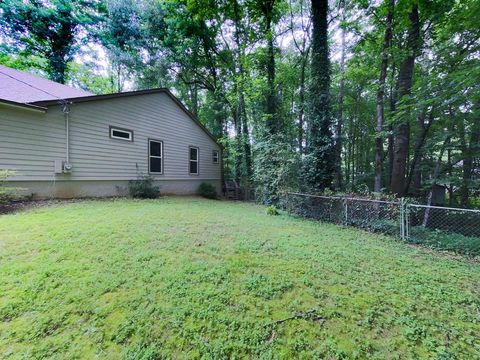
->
xmin=0 ymin=197 xmax=479 ymax=359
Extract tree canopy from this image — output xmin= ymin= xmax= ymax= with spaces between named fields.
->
xmin=1 ymin=0 xmax=479 ymax=206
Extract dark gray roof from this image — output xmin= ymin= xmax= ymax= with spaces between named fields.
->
xmin=0 ymin=65 xmax=93 ymax=103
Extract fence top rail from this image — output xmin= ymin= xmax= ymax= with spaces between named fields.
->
xmin=407 ymin=203 xmax=480 ymax=213
xmin=285 ymin=192 xmax=400 ymax=205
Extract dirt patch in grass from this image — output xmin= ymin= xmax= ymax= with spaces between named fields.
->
xmin=0 ymin=200 xmax=71 ymax=215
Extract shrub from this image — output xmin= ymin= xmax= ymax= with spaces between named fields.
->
xmin=128 ymin=174 xmax=160 ymax=199
xmin=0 ymin=170 xmax=24 ymax=204
xmin=198 ymin=182 xmax=217 ymax=199
xmin=266 ymin=205 xmax=279 ymax=216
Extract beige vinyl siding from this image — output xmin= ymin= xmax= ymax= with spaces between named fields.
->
xmin=0 ymin=107 xmax=65 ymax=180
xmin=0 ymin=92 xmax=221 ymax=182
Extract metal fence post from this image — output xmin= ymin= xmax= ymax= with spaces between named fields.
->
xmin=400 ymin=198 xmax=405 ymax=240
xmin=344 ymin=198 xmax=348 ymax=225
xmin=405 ymin=203 xmax=409 ymax=240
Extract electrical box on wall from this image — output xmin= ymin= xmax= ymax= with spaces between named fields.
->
xmin=54 ymin=160 xmax=63 ymax=174
xmin=54 ymin=160 xmax=73 ymax=174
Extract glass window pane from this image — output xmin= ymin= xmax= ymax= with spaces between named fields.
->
xmin=150 ymin=141 xmax=161 ymax=156
xmin=190 ymin=147 xmax=198 ymax=160
xmin=111 ymin=129 xmax=131 ymax=140
xmin=190 ymin=160 xmax=198 ymax=174
xmin=150 ymin=157 xmax=162 ymax=173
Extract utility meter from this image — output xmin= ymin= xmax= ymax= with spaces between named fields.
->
xmin=63 ymin=162 xmax=73 ymax=172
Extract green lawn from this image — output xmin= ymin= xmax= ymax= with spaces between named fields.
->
xmin=0 ymin=198 xmax=479 ymax=359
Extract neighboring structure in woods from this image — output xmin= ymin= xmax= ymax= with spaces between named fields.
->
xmin=0 ymin=65 xmax=222 ymax=198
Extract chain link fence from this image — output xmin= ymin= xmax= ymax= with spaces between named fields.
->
xmin=406 ymin=204 xmax=480 ymax=256
xmin=283 ymin=192 xmax=480 ymax=256
xmin=283 ymin=192 xmax=403 ymax=237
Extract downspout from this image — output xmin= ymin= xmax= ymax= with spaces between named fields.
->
xmin=61 ymin=101 xmax=73 ymax=172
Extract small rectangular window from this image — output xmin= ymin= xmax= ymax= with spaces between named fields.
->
xmin=189 ymin=146 xmax=199 ymax=175
xmin=149 ymin=139 xmax=163 ymax=174
xmin=213 ymin=150 xmax=219 ymax=164
xmin=110 ymin=126 xmax=133 ymax=141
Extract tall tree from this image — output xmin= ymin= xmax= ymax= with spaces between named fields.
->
xmin=334 ymin=0 xmax=347 ymax=190
xmin=289 ymin=0 xmax=311 ymax=155
xmin=100 ymin=0 xmax=146 ymax=92
xmin=305 ymin=0 xmax=335 ymax=192
xmin=0 ymin=0 xmax=103 ymax=83
xmin=232 ymin=0 xmax=253 ymax=181
xmin=404 ymin=107 xmax=434 ymax=195
xmin=263 ymin=0 xmax=279 ymax=134
xmin=373 ymin=0 xmax=394 ymax=193
xmin=390 ymin=3 xmax=420 ymax=196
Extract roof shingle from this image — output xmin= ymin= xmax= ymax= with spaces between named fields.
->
xmin=0 ymin=65 xmax=93 ymax=104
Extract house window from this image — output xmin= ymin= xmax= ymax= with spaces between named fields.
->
xmin=189 ymin=146 xmax=199 ymax=175
xmin=110 ymin=126 xmax=133 ymax=141
xmin=213 ymin=150 xmax=219 ymax=164
xmin=149 ymin=139 xmax=163 ymax=174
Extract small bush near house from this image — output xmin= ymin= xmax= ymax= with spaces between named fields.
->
xmin=128 ymin=174 xmax=160 ymax=199
xmin=266 ymin=205 xmax=279 ymax=216
xmin=0 ymin=170 xmax=23 ymax=204
xmin=198 ymin=182 xmax=217 ymax=199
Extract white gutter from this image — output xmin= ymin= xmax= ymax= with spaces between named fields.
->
xmin=0 ymin=101 xmax=47 ymax=113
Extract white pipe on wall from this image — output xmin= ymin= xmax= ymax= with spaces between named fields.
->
xmin=61 ymin=102 xmax=72 ymax=171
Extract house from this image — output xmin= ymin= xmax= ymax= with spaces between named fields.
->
xmin=0 ymin=65 xmax=222 ymax=198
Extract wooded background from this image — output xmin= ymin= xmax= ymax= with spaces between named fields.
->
xmin=1 ymin=0 xmax=478 ymax=206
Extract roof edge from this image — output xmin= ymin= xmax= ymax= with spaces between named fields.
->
xmin=31 ymin=88 xmax=222 ymax=147
xmin=0 ymin=99 xmax=47 ymax=113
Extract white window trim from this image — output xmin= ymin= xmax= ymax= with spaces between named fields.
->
xmin=189 ymin=146 xmax=199 ymax=175
xmin=149 ymin=139 xmax=163 ymax=174
xmin=213 ymin=150 xmax=219 ymax=164
xmin=110 ymin=126 xmax=133 ymax=141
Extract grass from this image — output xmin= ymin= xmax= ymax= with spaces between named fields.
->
xmin=0 ymin=197 xmax=479 ymax=359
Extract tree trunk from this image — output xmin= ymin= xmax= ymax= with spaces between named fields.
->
xmin=458 ymin=117 xmax=479 ymax=207
xmin=241 ymin=106 xmax=253 ymax=181
xmin=116 ymin=65 xmax=122 ymax=93
xmin=374 ymin=0 xmax=395 ymax=193
xmin=387 ymin=65 xmax=396 ymax=188
xmin=466 ymin=119 xmax=480 ymax=204
xmin=306 ymin=0 xmax=334 ymax=192
xmin=346 ymin=115 xmax=352 ymax=185
xmin=390 ymin=4 xmax=420 ymax=197
xmin=423 ymin=133 xmax=452 ymax=227
xmin=334 ymin=0 xmax=347 ymax=190
xmin=298 ymin=55 xmax=307 ymax=154
xmin=447 ymin=147 xmax=454 ymax=206
xmin=190 ymin=82 xmax=199 ymax=117
xmin=263 ymin=0 xmax=279 ymax=134
xmin=405 ymin=108 xmax=434 ymax=195
xmin=411 ymin=161 xmax=422 ymax=195
xmin=233 ymin=0 xmax=252 ymax=181
xmin=234 ymin=102 xmax=243 ymax=183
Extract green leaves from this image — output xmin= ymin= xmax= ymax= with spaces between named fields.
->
xmin=0 ymin=0 xmax=105 ymax=83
